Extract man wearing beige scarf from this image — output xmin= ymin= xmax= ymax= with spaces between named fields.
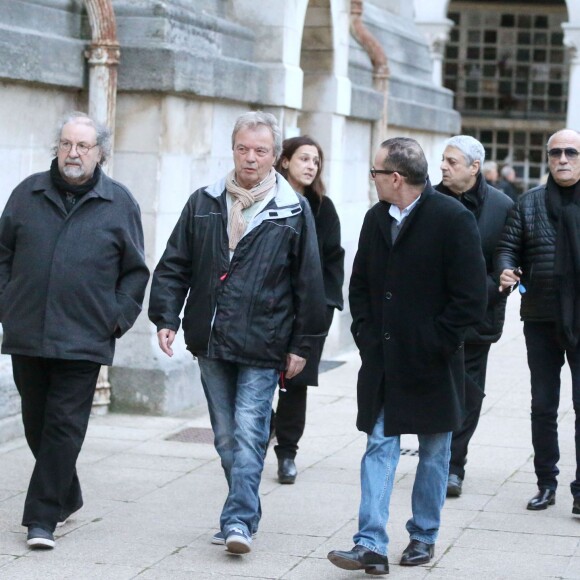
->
xmin=149 ymin=111 xmax=326 ymax=556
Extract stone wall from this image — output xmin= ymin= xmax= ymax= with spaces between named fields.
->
xmin=0 ymin=0 xmax=460 ymax=437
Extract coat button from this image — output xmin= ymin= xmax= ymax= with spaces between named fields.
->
xmin=385 ymin=291 xmax=392 ymax=299
xmin=384 ymin=333 xmax=390 ymax=340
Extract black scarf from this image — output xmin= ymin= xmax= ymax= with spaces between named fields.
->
xmin=436 ymin=173 xmax=484 ymax=218
xmin=49 ymin=158 xmax=101 ymax=213
xmin=547 ymin=174 xmax=580 ymax=348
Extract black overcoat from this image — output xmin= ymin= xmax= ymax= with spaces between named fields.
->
xmin=0 ymin=170 xmax=149 ymax=365
xmin=349 ymin=185 xmax=487 ymax=436
xmin=284 ymin=194 xmax=345 ymax=386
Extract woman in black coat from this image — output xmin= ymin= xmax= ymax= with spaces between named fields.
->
xmin=272 ymin=136 xmax=345 ymax=483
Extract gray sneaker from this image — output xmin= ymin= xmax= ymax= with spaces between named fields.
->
xmin=212 ymin=530 xmax=256 ymax=545
xmin=225 ymin=528 xmax=252 ymax=554
xmin=447 ymin=474 xmax=463 ymax=497
xmin=27 ymin=527 xmax=55 ymax=549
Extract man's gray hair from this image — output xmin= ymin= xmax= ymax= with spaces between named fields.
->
xmin=444 ymin=135 xmax=485 ymax=167
xmin=482 ymin=160 xmax=498 ymax=174
xmin=52 ymin=111 xmax=112 ymax=164
xmin=231 ymin=111 xmax=282 ymax=160
xmin=501 ymin=164 xmax=515 ymax=178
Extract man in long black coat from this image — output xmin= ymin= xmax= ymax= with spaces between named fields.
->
xmin=327 ymin=137 xmax=487 ymax=575
xmin=436 ymin=135 xmax=513 ymax=497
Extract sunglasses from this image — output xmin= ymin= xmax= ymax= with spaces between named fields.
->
xmin=547 ymin=148 xmax=580 ymax=160
xmin=370 ymin=167 xmax=408 ymax=178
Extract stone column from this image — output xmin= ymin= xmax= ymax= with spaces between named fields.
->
xmin=84 ymin=0 xmax=121 ymax=414
xmin=414 ymin=19 xmax=454 ymax=86
xmin=563 ymin=24 xmax=580 ymax=130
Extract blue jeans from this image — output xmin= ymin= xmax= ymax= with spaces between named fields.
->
xmin=354 ymin=410 xmax=451 ymax=556
xmin=524 ymin=321 xmax=580 ymax=496
xmin=197 ymin=357 xmax=278 ymax=537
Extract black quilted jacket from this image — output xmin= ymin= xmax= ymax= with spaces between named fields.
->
xmin=495 ymin=184 xmax=557 ymax=321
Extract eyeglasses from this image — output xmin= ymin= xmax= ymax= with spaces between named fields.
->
xmin=59 ymin=141 xmax=99 ymax=156
xmin=547 ymin=148 xmax=579 ymax=160
xmin=370 ymin=167 xmax=408 ymax=178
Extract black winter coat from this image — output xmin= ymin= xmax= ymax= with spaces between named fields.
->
xmin=284 ymin=193 xmax=345 ymax=386
xmin=495 ymin=184 xmax=557 ymax=321
xmin=349 ymin=185 xmax=487 ymax=436
xmin=148 ymin=173 xmax=327 ymax=371
xmin=436 ymin=176 xmax=514 ymax=344
xmin=0 ymin=170 xmax=149 ymax=365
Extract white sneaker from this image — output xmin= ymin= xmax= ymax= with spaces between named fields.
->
xmin=225 ymin=528 xmax=252 ymax=554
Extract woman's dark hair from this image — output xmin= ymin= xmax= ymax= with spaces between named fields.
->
xmin=275 ymin=135 xmax=326 ymax=203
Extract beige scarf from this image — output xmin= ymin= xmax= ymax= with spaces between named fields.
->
xmin=225 ymin=168 xmax=276 ymax=250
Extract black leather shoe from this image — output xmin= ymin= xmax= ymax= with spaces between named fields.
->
xmin=447 ymin=474 xmax=463 ymax=497
xmin=527 ymin=488 xmax=556 ymax=510
xmin=400 ymin=539 xmax=434 ymax=566
xmin=327 ymin=545 xmax=389 ymax=575
xmin=572 ymin=498 xmax=580 ymax=515
xmin=278 ymin=457 xmax=297 ymax=484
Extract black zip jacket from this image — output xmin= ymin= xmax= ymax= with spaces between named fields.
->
xmin=437 ymin=175 xmax=514 ymax=343
xmin=0 ymin=170 xmax=149 ymax=365
xmin=148 ymin=173 xmax=327 ymax=370
xmin=495 ymin=183 xmax=559 ymax=321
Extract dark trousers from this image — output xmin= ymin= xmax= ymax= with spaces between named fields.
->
xmin=12 ymin=355 xmax=101 ymax=531
xmin=273 ymin=383 xmax=308 ymax=460
xmin=524 ymin=322 xmax=580 ymax=497
xmin=449 ymin=343 xmax=491 ymax=480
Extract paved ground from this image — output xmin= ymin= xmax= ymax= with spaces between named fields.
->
xmin=1 ymin=295 xmax=579 ymax=579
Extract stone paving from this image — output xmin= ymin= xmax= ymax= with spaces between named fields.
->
xmin=1 ymin=295 xmax=579 ymax=578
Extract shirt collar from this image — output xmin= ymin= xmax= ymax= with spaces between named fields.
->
xmin=388 ymin=194 xmax=421 ymax=224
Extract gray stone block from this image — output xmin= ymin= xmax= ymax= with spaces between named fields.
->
xmin=350 ymin=85 xmax=384 ymax=122
xmin=389 ymin=95 xmax=461 ymax=134
xmin=0 ymin=0 xmax=85 ymax=88
xmin=109 ymin=359 xmax=204 ymax=416
xmin=114 ymin=0 xmax=261 ymax=101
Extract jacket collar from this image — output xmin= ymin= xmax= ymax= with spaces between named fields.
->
xmin=32 ymin=169 xmax=114 ymax=204
xmin=204 ymin=171 xmax=302 ymax=215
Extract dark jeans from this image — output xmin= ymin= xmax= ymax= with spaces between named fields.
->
xmin=274 ymin=383 xmax=308 ymax=460
xmin=12 ymin=355 xmax=101 ymax=531
xmin=449 ymin=343 xmax=490 ymax=480
xmin=524 ymin=321 xmax=580 ymax=497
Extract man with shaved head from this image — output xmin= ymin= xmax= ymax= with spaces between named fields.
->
xmin=496 ymin=129 xmax=580 ymax=514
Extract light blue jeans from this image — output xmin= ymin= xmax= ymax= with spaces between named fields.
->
xmin=197 ymin=357 xmax=278 ymax=537
xmin=354 ymin=410 xmax=452 ymax=556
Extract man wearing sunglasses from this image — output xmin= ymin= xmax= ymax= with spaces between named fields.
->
xmin=496 ymin=129 xmax=580 ymax=515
